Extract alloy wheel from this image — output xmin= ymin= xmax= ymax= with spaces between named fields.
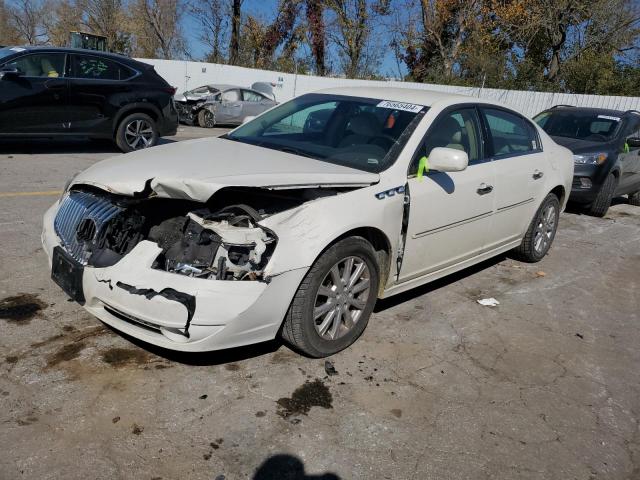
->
xmin=124 ymin=119 xmax=154 ymax=150
xmin=533 ymin=203 xmax=556 ymax=254
xmin=313 ymin=256 xmax=371 ymax=341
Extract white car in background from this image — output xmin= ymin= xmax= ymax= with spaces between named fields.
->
xmin=42 ymin=87 xmax=573 ymax=357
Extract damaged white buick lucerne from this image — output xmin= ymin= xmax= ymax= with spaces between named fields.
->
xmin=42 ymin=87 xmax=573 ymax=357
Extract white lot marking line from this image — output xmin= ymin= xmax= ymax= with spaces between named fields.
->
xmin=0 ymin=190 xmax=62 ymax=198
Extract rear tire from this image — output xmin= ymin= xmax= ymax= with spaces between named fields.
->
xmin=115 ymin=113 xmax=158 ymax=153
xmin=513 ymin=193 xmax=560 ymax=263
xmin=628 ymin=191 xmax=640 ymax=206
xmin=281 ymin=237 xmax=380 ymax=358
xmin=588 ymin=173 xmax=617 ymax=217
xmin=197 ymin=109 xmax=216 ymax=128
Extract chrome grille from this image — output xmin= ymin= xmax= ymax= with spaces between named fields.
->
xmin=54 ymin=191 xmax=124 ymax=264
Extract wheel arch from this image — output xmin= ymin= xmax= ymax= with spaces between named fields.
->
xmin=311 ymin=226 xmax=392 ymax=297
xmin=112 ymin=103 xmax=162 ymax=133
xmin=549 ymin=185 xmax=566 ymax=205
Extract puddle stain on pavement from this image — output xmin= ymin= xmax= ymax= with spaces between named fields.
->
xmin=276 ymin=379 xmax=333 ymax=418
xmin=0 ymin=294 xmax=47 ymax=323
xmin=101 ymin=348 xmax=152 ymax=367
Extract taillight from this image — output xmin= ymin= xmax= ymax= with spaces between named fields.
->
xmin=163 ymin=86 xmax=177 ymax=96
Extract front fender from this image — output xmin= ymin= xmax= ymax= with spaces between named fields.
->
xmin=259 ymin=184 xmax=404 ymax=278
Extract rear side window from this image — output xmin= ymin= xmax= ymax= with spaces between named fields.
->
xmin=70 ymin=54 xmax=134 ymax=80
xmin=482 ymin=108 xmax=538 ymax=157
xmin=242 ymin=90 xmax=266 ymax=102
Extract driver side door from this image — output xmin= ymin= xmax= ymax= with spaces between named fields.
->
xmin=0 ymin=53 xmax=68 ymax=134
xmin=399 ymin=106 xmax=496 ymax=282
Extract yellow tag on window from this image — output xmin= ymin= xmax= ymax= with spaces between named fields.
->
xmin=417 ymin=156 xmax=429 ymax=181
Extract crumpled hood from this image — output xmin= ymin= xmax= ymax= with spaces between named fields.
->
xmin=72 ymin=137 xmax=379 ymax=201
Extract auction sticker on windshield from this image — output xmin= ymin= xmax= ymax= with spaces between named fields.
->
xmin=377 ymin=100 xmax=424 ymax=113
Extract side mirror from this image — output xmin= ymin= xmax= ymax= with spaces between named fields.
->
xmin=242 ymin=115 xmax=256 ymax=125
xmin=627 ymin=137 xmax=640 ymax=148
xmin=427 ymin=147 xmax=469 ymax=172
xmin=0 ymin=67 xmax=22 ymax=80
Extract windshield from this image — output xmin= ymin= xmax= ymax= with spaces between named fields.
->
xmin=534 ymin=110 xmax=620 ymax=142
xmin=226 ymin=93 xmax=426 ymax=173
xmin=0 ymin=47 xmax=20 ymax=62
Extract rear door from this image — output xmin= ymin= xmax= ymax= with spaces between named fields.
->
xmin=399 ymin=106 xmax=496 ymax=281
xmin=0 ymin=52 xmax=68 ymax=134
xmin=66 ymin=53 xmax=137 ymax=135
xmin=480 ymin=107 xmax=548 ymax=249
xmin=216 ymin=89 xmax=243 ymax=124
xmin=241 ymin=89 xmax=275 ymax=118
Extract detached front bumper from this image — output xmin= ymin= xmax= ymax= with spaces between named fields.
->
xmin=42 ymin=203 xmax=306 ymax=352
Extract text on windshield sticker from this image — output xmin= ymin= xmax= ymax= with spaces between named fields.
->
xmin=377 ymin=100 xmax=424 ymax=113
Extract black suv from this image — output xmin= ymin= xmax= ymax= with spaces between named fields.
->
xmin=0 ymin=46 xmax=178 ymax=152
xmin=534 ymin=106 xmax=640 ymax=216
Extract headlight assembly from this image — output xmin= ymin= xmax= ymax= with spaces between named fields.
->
xmin=573 ymin=152 xmax=608 ymax=165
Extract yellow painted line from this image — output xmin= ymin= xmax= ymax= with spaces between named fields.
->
xmin=0 ymin=190 xmax=62 ymax=198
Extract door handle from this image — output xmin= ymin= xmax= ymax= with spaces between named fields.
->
xmin=44 ymin=79 xmax=66 ymax=90
xmin=533 ymin=170 xmax=544 ymax=180
xmin=477 ymin=183 xmax=493 ymax=195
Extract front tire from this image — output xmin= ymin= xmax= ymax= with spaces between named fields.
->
xmin=115 ymin=113 xmax=158 ymax=153
xmin=628 ymin=191 xmax=640 ymax=206
xmin=281 ymin=237 xmax=380 ymax=358
xmin=513 ymin=193 xmax=560 ymax=263
xmin=197 ymin=109 xmax=216 ymax=128
xmin=588 ymin=173 xmax=617 ymax=217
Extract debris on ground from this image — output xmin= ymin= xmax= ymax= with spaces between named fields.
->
xmin=324 ymin=360 xmax=338 ymax=376
xmin=575 ymin=333 xmax=584 ymax=339
xmin=536 ymin=271 xmax=547 ymax=277
xmin=477 ymin=298 xmax=500 ymax=307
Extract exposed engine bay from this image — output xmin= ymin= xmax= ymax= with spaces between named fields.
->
xmin=56 ymin=186 xmax=342 ymax=282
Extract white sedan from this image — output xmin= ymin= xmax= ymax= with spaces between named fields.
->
xmin=42 ymin=87 xmax=573 ymax=357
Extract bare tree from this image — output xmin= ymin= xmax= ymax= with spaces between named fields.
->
xmin=6 ymin=0 xmax=48 ymax=44
xmin=84 ymin=0 xmax=130 ymax=52
xmin=44 ymin=0 xmax=84 ymax=47
xmin=305 ymin=0 xmax=326 ymax=75
xmin=326 ymin=0 xmax=388 ymax=78
xmin=189 ymin=0 xmax=228 ymax=62
xmin=228 ymin=0 xmax=242 ymax=64
xmin=132 ymin=0 xmax=185 ymax=59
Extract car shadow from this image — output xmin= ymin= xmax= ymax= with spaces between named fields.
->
xmin=374 ymin=254 xmax=507 ymax=313
xmin=0 ymin=137 xmax=177 ymax=154
xmin=101 ymin=321 xmax=283 ymax=366
xmin=564 ymin=197 xmax=629 ymax=215
xmin=252 ymin=454 xmax=341 ymax=480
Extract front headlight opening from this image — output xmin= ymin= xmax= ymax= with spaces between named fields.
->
xmin=573 ymin=152 xmax=607 ymax=165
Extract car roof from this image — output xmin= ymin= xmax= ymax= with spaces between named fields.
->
xmin=314 ymin=86 xmax=486 ymax=108
xmin=1 ymin=46 xmax=149 ymax=68
xmin=544 ymin=106 xmax=626 ymax=117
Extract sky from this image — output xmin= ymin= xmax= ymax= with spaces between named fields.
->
xmin=181 ymin=0 xmax=405 ymax=78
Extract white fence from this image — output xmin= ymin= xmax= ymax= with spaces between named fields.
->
xmin=138 ymin=58 xmax=640 ymax=117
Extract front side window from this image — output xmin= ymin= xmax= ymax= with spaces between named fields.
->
xmin=422 ymin=108 xmax=483 ymax=165
xmin=483 ymin=108 xmax=536 ymax=156
xmin=71 ymin=54 xmax=133 ymax=80
xmin=3 ymin=53 xmax=65 ymax=78
xmin=226 ymin=93 xmax=426 ymax=173
xmin=534 ymin=110 xmax=620 ymax=142
xmin=222 ymin=89 xmax=240 ymax=102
